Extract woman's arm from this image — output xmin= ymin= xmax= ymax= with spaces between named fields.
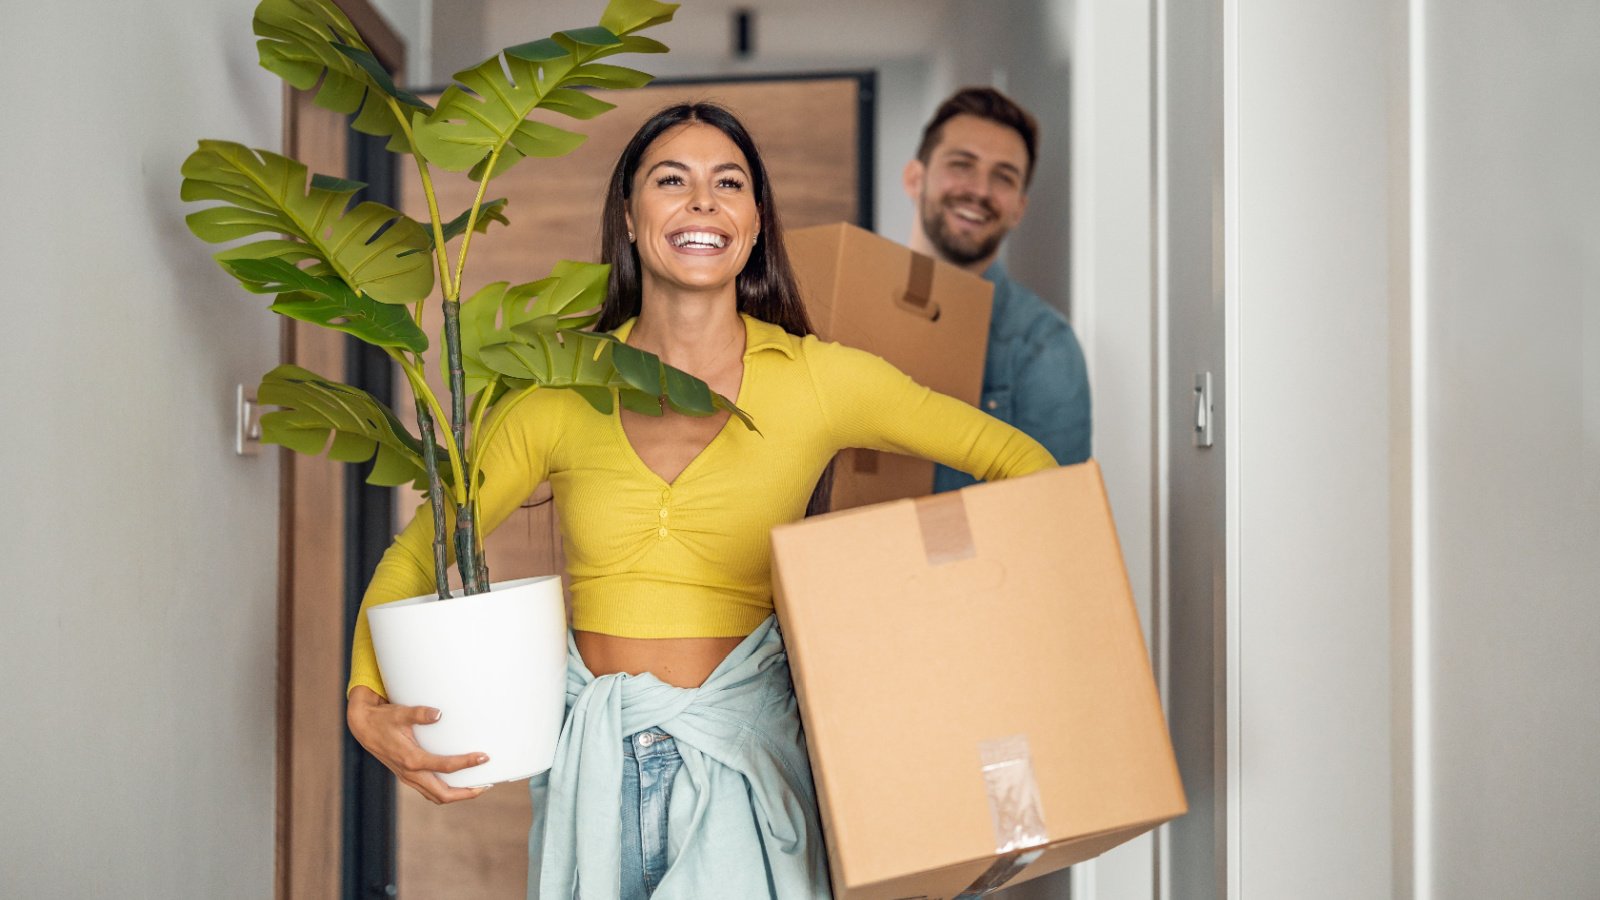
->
xmin=806 ymin=339 xmax=1058 ymax=481
xmin=344 ymin=388 xmax=561 ymax=805
xmin=347 ymin=386 xmax=562 ymax=698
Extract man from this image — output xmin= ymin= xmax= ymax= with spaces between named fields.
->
xmin=904 ymin=87 xmax=1092 ymax=491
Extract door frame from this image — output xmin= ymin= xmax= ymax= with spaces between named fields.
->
xmin=275 ymin=4 xmax=405 ymax=898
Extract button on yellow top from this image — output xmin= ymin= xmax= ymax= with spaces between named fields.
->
xmin=657 ymin=526 xmax=669 ymax=538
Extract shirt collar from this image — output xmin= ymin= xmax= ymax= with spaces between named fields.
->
xmin=740 ymin=313 xmax=799 ymax=359
xmin=610 ymin=313 xmax=798 ymax=360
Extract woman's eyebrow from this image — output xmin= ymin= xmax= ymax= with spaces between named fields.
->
xmin=644 ymin=160 xmax=749 ymax=178
xmin=645 ymin=160 xmax=689 ymax=177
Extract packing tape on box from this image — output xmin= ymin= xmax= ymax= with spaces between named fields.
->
xmin=898 ymin=252 xmax=939 ymax=321
xmin=914 ymin=492 xmax=976 ymax=565
xmin=954 ymin=734 xmax=1050 ymax=898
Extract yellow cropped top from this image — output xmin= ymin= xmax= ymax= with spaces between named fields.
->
xmin=348 ymin=313 xmax=1056 ymax=697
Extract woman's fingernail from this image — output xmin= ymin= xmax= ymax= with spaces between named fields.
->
xmin=476 ymin=755 xmax=490 ymax=764
xmin=476 ymin=785 xmax=493 ymax=793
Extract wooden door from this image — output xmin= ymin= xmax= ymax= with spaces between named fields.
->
xmin=391 ymin=74 xmax=870 ymax=900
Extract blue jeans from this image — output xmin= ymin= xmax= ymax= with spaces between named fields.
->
xmin=620 ymin=728 xmax=683 ymax=900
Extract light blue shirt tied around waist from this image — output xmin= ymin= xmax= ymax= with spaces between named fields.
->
xmin=527 ymin=616 xmax=832 ymax=899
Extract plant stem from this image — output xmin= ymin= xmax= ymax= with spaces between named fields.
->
xmin=442 ymin=296 xmax=481 ymax=593
xmin=441 ymin=150 xmax=504 ymax=596
xmin=466 ymin=376 xmax=497 ymax=492
xmin=391 ymin=99 xmax=456 ymax=303
xmin=395 ymin=354 xmax=468 ymax=504
xmin=452 ymin=149 xmax=502 ymax=295
xmin=412 ymin=395 xmax=452 ymax=600
xmin=471 ymin=383 xmax=540 ymax=493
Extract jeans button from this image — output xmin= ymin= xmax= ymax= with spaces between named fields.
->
xmin=637 ymin=732 xmax=654 ymax=748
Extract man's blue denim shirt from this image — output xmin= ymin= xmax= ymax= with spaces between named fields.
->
xmin=933 ymin=261 xmax=1092 ymax=493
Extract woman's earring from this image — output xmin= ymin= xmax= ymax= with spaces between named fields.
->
xmin=627 ymin=231 xmax=635 ymax=242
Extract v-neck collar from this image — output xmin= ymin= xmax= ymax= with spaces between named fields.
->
xmin=610 ymin=313 xmax=788 ymax=488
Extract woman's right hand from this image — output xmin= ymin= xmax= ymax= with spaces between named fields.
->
xmin=347 ymin=685 xmax=492 ymax=804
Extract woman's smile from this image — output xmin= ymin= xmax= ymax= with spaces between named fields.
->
xmin=666 ymin=227 xmax=732 ymax=253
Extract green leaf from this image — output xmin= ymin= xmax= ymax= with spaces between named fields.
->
xmin=414 ymin=3 xmax=673 ymax=180
xmin=459 ymin=280 xmax=542 ymax=397
xmin=715 ymin=394 xmax=758 ymax=433
xmin=569 ymin=385 xmax=615 ymax=415
xmin=477 ymin=325 xmax=754 ymax=430
xmin=558 ymin=26 xmax=622 ymax=47
xmin=612 ymin=35 xmax=670 ymax=55
xmin=599 ymin=0 xmax=680 ymax=35
xmin=221 ymin=257 xmax=428 ymax=351
xmin=331 ymin=42 xmax=432 ymax=111
xmin=540 ymin=88 xmax=618 ymax=120
xmin=425 ymin=198 xmax=512 ymax=253
xmin=253 ymin=0 xmax=431 ymax=152
xmin=662 ymin=365 xmax=715 ymax=415
xmin=504 ymin=37 xmax=567 ymax=62
xmin=181 ymin=140 xmax=433 ymax=304
xmin=563 ymin=63 xmax=654 ymax=90
xmin=610 ymin=342 xmax=663 ymax=393
xmin=619 ymin=389 xmax=664 ymax=416
xmin=310 ymin=173 xmax=366 ymax=192
xmin=533 ymin=260 xmax=611 ymax=316
xmin=258 ymin=365 xmax=449 ymax=488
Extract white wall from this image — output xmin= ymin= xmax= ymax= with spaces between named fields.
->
xmin=0 ymin=1 xmax=281 ymax=896
xmin=1230 ymin=0 xmax=1398 ymax=894
xmin=1423 ymin=2 xmax=1600 ymax=896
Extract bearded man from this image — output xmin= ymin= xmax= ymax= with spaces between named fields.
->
xmin=904 ymin=87 xmax=1092 ymax=490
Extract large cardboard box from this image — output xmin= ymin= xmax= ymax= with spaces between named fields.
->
xmin=787 ymin=222 xmax=994 ymax=511
xmin=770 ymin=462 xmax=1186 ymax=899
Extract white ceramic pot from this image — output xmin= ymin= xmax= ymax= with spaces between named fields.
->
xmin=367 ymin=575 xmax=568 ymax=787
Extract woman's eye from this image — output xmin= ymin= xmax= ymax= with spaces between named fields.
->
xmin=655 ymin=174 xmax=685 ymax=187
xmin=717 ymin=178 xmax=745 ymax=190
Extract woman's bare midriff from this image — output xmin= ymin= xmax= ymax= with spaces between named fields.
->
xmin=574 ymin=631 xmax=745 ymax=688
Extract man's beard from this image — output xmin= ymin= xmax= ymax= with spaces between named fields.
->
xmin=920 ymin=191 xmax=1005 ymax=267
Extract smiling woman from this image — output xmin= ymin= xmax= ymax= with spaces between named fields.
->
xmin=346 ymin=101 xmax=1059 ymax=899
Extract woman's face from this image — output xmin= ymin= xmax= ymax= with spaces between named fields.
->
xmin=626 ymin=122 xmax=760 ymax=296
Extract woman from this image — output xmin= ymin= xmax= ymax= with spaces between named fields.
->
xmin=347 ymin=103 xmax=1057 ymax=899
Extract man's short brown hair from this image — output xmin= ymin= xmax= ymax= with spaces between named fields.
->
xmin=915 ymin=86 xmax=1040 ymax=188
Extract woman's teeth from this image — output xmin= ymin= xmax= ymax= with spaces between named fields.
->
xmin=670 ymin=231 xmax=729 ymax=249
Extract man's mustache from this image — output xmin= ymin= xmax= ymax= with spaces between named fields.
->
xmin=940 ymin=193 xmax=998 ymax=220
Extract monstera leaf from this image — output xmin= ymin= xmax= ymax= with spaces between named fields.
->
xmin=457 ymin=261 xmax=611 ymax=397
xmin=258 ymin=365 xmax=450 ymax=488
xmin=181 ymin=140 xmax=433 ymax=304
xmin=220 ymin=258 xmax=428 ymax=352
xmin=475 ymin=322 xmax=756 ymax=431
xmin=253 ymin=0 xmax=431 ymax=152
xmin=413 ymin=0 xmax=679 ymax=180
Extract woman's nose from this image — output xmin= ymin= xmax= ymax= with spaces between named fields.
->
xmin=690 ymin=186 xmax=716 ymax=213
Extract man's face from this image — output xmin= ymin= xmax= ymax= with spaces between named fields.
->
xmin=906 ymin=114 xmax=1031 ymax=267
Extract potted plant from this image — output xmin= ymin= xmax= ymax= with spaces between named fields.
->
xmin=182 ymin=0 xmax=752 ymax=786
